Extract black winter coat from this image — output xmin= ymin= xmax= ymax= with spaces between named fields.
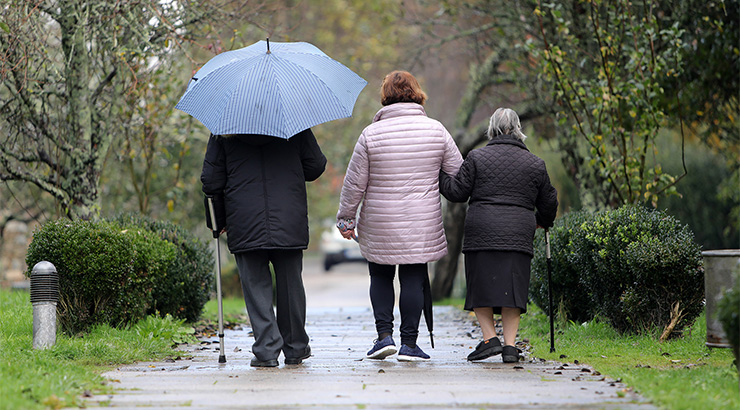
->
xmin=201 ymin=129 xmax=326 ymax=253
xmin=439 ymin=134 xmax=558 ymax=256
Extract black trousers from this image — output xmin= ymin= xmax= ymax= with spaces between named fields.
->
xmin=368 ymin=262 xmax=427 ymax=347
xmin=234 ymin=249 xmax=309 ymax=361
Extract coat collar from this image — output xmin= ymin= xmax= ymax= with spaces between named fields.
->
xmin=372 ymin=102 xmax=428 ymax=123
xmin=486 ymin=134 xmax=529 ymax=151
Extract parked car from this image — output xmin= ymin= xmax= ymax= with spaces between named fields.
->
xmin=320 ymin=228 xmax=366 ymax=271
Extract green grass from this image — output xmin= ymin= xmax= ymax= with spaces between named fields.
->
xmin=200 ymin=296 xmax=248 ymax=323
xmin=0 ymin=289 xmax=196 ymax=410
xmin=434 ymin=297 xmax=465 ymax=309
xmin=520 ymin=304 xmax=739 ymax=410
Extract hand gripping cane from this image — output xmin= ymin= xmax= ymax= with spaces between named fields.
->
xmin=207 ymin=197 xmax=227 ymax=364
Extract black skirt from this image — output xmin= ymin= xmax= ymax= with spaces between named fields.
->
xmin=463 ymin=250 xmax=532 ymax=313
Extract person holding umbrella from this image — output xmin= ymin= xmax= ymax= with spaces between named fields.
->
xmin=201 ymin=130 xmax=326 ymax=368
xmin=337 ymin=70 xmax=463 ymax=362
xmin=439 ymin=107 xmax=558 ymax=363
xmin=188 ymin=40 xmax=366 ymax=367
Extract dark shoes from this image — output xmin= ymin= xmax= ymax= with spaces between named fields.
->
xmin=250 ymin=346 xmax=311 ymax=367
xmin=397 ymin=344 xmax=431 ymax=362
xmin=467 ymin=337 xmax=503 ymax=361
xmin=366 ymin=335 xmax=398 ymax=360
xmin=284 ymin=346 xmax=312 ymax=365
xmin=250 ymin=357 xmax=279 ymax=367
xmin=502 ymin=345 xmax=521 ymax=363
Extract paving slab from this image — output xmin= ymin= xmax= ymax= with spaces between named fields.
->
xmin=85 ymin=305 xmax=656 ymax=409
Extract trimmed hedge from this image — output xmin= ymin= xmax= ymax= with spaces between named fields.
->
xmin=113 ymin=214 xmax=213 ymax=322
xmin=25 ymin=216 xmax=213 ymax=334
xmin=531 ymin=205 xmax=704 ymax=337
xmin=717 ymin=270 xmax=740 ymax=371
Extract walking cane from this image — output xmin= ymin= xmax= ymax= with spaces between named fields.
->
xmin=206 ymin=196 xmax=227 ymax=364
xmin=546 ymin=229 xmax=555 ymax=353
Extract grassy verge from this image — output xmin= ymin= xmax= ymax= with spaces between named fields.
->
xmin=520 ymin=304 xmax=739 ymax=410
xmin=200 ymin=296 xmax=248 ymax=323
xmin=0 ymin=289 xmax=196 ymax=410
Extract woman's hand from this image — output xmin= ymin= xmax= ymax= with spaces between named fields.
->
xmin=339 ymin=228 xmax=357 ymax=240
xmin=336 ymin=218 xmax=358 ymax=240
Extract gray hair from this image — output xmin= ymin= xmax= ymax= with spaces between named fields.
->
xmin=487 ymin=108 xmax=527 ymax=141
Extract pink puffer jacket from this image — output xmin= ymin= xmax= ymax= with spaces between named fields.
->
xmin=337 ymin=103 xmax=463 ymax=265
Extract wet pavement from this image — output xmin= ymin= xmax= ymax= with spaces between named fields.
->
xmin=84 ymin=257 xmax=657 ymax=409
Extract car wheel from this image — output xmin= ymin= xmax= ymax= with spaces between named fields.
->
xmin=323 ymin=256 xmax=334 ymax=272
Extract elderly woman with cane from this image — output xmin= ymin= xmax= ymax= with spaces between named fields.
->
xmin=337 ymin=70 xmax=463 ymax=361
xmin=440 ymin=107 xmax=558 ymax=363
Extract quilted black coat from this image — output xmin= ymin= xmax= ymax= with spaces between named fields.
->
xmin=439 ymin=134 xmax=558 ymax=256
xmin=200 ymin=129 xmax=326 ymax=253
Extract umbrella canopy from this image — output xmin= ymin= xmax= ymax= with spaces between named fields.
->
xmin=176 ymin=40 xmax=367 ymax=139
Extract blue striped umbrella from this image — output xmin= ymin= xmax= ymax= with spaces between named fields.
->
xmin=176 ymin=40 xmax=368 ymax=139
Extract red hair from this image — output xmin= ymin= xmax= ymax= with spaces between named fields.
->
xmin=380 ymin=71 xmax=427 ymax=106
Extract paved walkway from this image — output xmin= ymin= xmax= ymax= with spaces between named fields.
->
xmin=85 ymin=258 xmax=657 ymax=409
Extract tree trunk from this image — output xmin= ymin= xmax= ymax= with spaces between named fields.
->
xmin=60 ymin=3 xmax=101 ymax=221
xmin=432 ymin=201 xmax=467 ymax=300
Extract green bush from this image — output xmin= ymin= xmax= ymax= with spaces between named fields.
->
xmin=26 ymin=215 xmax=214 ymax=334
xmin=531 ymin=205 xmax=704 ymax=337
xmin=717 ymin=271 xmax=740 ymax=371
xmin=113 ymin=214 xmax=213 ymax=322
xmin=25 ymin=220 xmax=149 ymax=334
xmin=530 ymin=210 xmax=592 ymax=324
xmin=576 ymin=205 xmax=704 ymax=335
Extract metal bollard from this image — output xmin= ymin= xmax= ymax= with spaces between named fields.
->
xmin=30 ymin=261 xmax=59 ymax=349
